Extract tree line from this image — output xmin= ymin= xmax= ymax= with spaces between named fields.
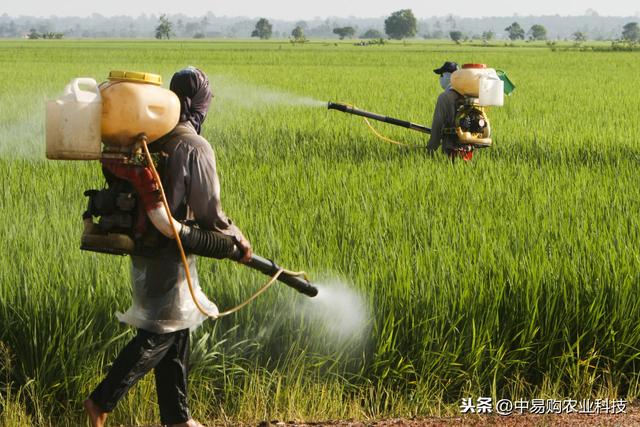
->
xmin=183 ymin=10 xmax=640 ymax=44
xmin=242 ymin=11 xmax=639 ymax=44
xmin=1 ymin=10 xmax=638 ymax=42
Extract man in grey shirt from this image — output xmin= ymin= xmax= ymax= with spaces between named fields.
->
xmin=85 ymin=67 xmax=250 ymax=427
xmin=427 ymin=61 xmax=473 ymax=161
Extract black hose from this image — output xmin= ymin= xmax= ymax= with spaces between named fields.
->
xmin=245 ymin=255 xmax=318 ymax=297
xmin=328 ymin=101 xmax=431 ymax=134
xmin=179 ymin=227 xmax=318 ymax=297
xmin=178 ymin=226 xmax=238 ymax=259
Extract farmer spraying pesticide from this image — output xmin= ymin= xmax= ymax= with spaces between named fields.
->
xmin=428 ymin=61 xmax=505 ymax=161
xmin=45 ymin=68 xmax=317 ymax=427
xmin=427 ymin=61 xmax=470 ymax=160
xmin=328 ymin=61 xmax=514 ymax=160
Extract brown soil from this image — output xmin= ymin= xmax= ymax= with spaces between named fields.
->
xmin=132 ymin=411 xmax=639 ymax=427
xmin=284 ymin=412 xmax=638 ymax=426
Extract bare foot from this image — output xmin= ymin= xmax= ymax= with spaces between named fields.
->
xmin=169 ymin=420 xmax=205 ymax=427
xmin=83 ymin=398 xmax=108 ymax=427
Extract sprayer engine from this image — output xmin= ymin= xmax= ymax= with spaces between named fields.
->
xmin=453 ymin=99 xmax=492 ymax=148
xmin=81 ymin=144 xmax=162 ymax=256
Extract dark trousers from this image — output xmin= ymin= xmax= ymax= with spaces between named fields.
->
xmin=90 ymin=328 xmax=190 ymax=425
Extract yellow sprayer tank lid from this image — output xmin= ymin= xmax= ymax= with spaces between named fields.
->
xmin=108 ymin=70 xmax=162 ymax=86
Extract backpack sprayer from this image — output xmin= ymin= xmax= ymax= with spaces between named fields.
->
xmin=46 ymin=71 xmax=317 ymax=317
xmin=328 ymin=64 xmax=514 ymax=150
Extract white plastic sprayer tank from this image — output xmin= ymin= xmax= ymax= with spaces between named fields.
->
xmin=46 ymin=71 xmax=181 ymax=159
xmin=100 ymin=71 xmax=180 ymax=147
xmin=451 ymin=64 xmax=504 ymax=107
xmin=46 ymin=78 xmax=102 ymax=160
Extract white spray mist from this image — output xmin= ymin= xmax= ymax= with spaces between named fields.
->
xmin=1 ymin=75 xmax=324 ymax=160
xmin=209 ymin=75 xmax=326 ymax=109
xmin=0 ymin=103 xmax=46 ymax=160
xmin=296 ymin=277 xmax=371 ymax=350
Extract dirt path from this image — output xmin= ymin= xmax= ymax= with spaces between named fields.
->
xmin=289 ymin=412 xmax=638 ymax=426
xmin=133 ymin=410 xmax=639 ymax=427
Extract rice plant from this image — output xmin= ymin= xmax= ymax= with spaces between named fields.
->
xmin=1 ymin=39 xmax=639 ymax=425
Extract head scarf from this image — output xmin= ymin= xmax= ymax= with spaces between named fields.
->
xmin=169 ymin=66 xmax=212 ymax=135
xmin=439 ymin=72 xmax=452 ymax=90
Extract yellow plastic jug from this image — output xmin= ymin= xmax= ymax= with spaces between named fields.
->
xmin=46 ymin=78 xmax=102 ymax=160
xmin=100 ymin=71 xmax=180 ymax=147
xmin=451 ymin=64 xmax=500 ymax=98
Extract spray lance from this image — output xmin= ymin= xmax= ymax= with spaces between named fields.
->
xmin=46 ymin=71 xmax=317 ymax=317
xmin=327 ymin=101 xmax=492 ymax=149
xmin=328 ymin=102 xmax=432 ymax=135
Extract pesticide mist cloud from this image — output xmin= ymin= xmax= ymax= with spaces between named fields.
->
xmin=0 ymin=105 xmax=45 ymax=160
xmin=0 ymin=77 xmax=323 ymax=161
xmin=209 ymin=75 xmax=325 ymax=109
xmin=297 ymin=278 xmax=370 ymax=349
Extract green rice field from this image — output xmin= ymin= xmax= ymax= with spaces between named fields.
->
xmin=1 ymin=39 xmax=640 ymax=425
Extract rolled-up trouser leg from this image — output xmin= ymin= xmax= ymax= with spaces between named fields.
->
xmin=89 ymin=329 xmax=180 ymax=412
xmin=154 ymin=329 xmax=190 ymax=425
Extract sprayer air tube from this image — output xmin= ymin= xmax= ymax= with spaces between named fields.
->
xmin=178 ymin=227 xmax=317 ymax=296
xmin=144 ymin=195 xmax=317 ymax=297
xmin=328 ymin=101 xmax=431 ymax=134
xmin=246 ymin=255 xmax=318 ymax=297
xmin=178 ymin=226 xmax=241 ymax=260
xmin=176 ymin=227 xmax=317 ymax=296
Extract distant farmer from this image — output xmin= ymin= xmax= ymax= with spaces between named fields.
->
xmin=84 ymin=66 xmax=252 ymax=427
xmin=427 ymin=61 xmax=473 ymax=161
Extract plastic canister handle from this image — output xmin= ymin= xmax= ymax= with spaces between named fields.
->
xmin=69 ymin=78 xmax=100 ymax=103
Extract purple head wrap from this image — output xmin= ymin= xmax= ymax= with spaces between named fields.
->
xmin=169 ymin=66 xmax=212 ymax=135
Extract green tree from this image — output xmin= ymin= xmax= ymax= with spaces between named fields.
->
xmin=622 ymin=22 xmax=640 ymax=42
xmin=251 ymin=18 xmax=273 ymax=40
xmin=27 ymin=28 xmax=40 ymax=39
xmin=449 ymin=30 xmax=463 ymax=44
xmin=384 ymin=9 xmax=417 ymax=40
xmin=528 ymin=24 xmax=547 ymax=41
xmin=333 ymin=26 xmax=356 ymax=40
xmin=155 ymin=14 xmax=173 ymax=39
xmin=41 ymin=32 xmax=63 ymax=39
xmin=291 ymin=25 xmax=306 ymax=43
xmin=482 ymin=30 xmax=495 ymax=41
xmin=505 ymin=22 xmax=525 ymax=40
xmin=361 ymin=29 xmax=383 ymax=39
xmin=573 ymin=31 xmax=587 ymax=43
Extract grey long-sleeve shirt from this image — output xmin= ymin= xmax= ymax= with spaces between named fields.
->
xmin=118 ymin=122 xmax=245 ymax=333
xmin=427 ymin=87 xmax=464 ymax=152
xmin=155 ymin=122 xmax=245 ymax=240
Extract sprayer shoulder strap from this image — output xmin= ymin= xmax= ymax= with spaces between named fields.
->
xmin=147 ymin=123 xmax=209 ymax=208
xmin=148 ymin=133 xmax=176 ymax=177
xmin=440 ymin=99 xmax=465 ymax=136
xmin=454 ymin=98 xmax=468 ymax=113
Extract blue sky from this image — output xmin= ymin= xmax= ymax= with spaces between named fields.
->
xmin=3 ymin=0 xmax=639 ymax=18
